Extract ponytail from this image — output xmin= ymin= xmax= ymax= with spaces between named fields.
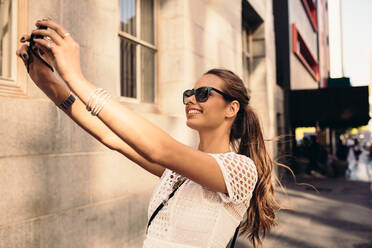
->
xmin=204 ymin=68 xmax=287 ymax=248
xmin=231 ymin=105 xmax=280 ymax=248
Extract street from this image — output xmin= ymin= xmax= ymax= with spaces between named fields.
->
xmin=235 ymin=176 xmax=372 ymax=248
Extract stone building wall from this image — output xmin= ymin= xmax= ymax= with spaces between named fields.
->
xmin=0 ymin=0 xmax=277 ymax=247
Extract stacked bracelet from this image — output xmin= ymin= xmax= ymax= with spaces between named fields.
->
xmin=86 ymin=87 xmax=112 ymax=116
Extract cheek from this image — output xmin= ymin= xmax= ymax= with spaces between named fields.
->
xmin=203 ymin=106 xmax=225 ymax=123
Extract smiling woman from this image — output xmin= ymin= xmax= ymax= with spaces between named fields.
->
xmin=15 ymin=18 xmax=286 ymax=248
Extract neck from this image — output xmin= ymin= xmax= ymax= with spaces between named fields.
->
xmin=197 ymin=125 xmax=231 ymax=154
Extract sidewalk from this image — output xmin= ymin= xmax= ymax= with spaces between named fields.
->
xmin=235 ymin=175 xmax=372 ymax=248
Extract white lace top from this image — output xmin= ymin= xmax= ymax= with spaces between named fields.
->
xmin=143 ymin=151 xmax=258 ymax=248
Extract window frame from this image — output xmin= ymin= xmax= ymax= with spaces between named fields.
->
xmin=118 ymin=0 xmax=158 ymax=104
xmin=242 ymin=27 xmax=253 ymax=88
xmin=292 ymin=23 xmax=319 ymax=81
xmin=301 ymin=0 xmax=318 ymax=32
xmin=0 ymin=0 xmax=29 ymax=98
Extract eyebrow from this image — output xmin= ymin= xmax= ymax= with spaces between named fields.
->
xmin=193 ymin=86 xmax=220 ymax=90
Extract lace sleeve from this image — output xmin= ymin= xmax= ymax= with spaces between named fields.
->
xmin=208 ymin=152 xmax=258 ymax=204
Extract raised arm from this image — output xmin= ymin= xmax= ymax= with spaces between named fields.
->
xmin=30 ymin=19 xmax=229 ymax=194
xmin=16 ymin=36 xmax=165 ymax=178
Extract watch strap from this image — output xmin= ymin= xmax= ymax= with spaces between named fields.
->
xmin=60 ymin=92 xmax=76 ymax=110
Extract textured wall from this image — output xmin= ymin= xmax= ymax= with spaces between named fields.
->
xmin=0 ymin=0 xmax=197 ymax=247
xmin=244 ymin=0 xmax=278 ymax=156
xmin=1 ymin=0 xmax=278 ymax=247
xmin=157 ymin=0 xmax=243 ymax=117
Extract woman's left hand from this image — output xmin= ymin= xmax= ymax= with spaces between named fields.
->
xmin=31 ymin=19 xmax=84 ymax=84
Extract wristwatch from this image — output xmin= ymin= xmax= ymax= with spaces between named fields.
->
xmin=60 ymin=91 xmax=76 ymax=110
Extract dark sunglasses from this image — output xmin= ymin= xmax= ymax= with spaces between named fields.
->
xmin=183 ymin=86 xmax=235 ymax=105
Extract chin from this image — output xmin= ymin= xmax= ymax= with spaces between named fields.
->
xmin=186 ymin=119 xmax=199 ymax=130
xmin=186 ymin=117 xmax=200 ymax=128
xmin=186 ymin=118 xmax=209 ymax=131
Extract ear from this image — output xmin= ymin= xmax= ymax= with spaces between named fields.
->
xmin=225 ymin=100 xmax=240 ymax=118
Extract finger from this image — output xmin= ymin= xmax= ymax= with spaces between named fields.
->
xmin=33 ymin=43 xmax=47 ymax=56
xmin=19 ymin=44 xmax=29 ymax=56
xmin=34 ymin=43 xmax=54 ymax=62
xmin=31 ymin=29 xmax=63 ymax=46
xmin=20 ymin=34 xmax=31 ymax=43
xmin=33 ymin=38 xmax=57 ymax=52
xmin=16 ymin=44 xmax=30 ymax=61
xmin=35 ymin=20 xmax=72 ymax=41
xmin=16 ymin=49 xmax=29 ymax=68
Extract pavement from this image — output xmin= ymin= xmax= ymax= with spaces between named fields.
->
xmin=234 ymin=174 xmax=372 ymax=248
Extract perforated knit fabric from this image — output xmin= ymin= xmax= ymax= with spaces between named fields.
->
xmin=143 ymin=152 xmax=258 ymax=248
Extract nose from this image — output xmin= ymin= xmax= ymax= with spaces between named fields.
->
xmin=185 ymin=94 xmax=197 ymax=105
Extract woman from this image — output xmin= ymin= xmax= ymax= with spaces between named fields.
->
xmin=16 ymin=18 xmax=281 ymax=248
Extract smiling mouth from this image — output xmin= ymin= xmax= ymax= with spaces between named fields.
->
xmin=187 ymin=110 xmax=203 ymax=115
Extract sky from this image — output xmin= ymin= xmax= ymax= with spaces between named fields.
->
xmin=341 ymin=0 xmax=372 ymax=86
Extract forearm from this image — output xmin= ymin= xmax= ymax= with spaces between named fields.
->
xmin=36 ymin=80 xmax=116 ymax=144
xmin=36 ymin=80 xmax=71 ymax=107
xmin=65 ymin=76 xmax=177 ymax=163
xmin=37 ymin=79 xmax=165 ymax=176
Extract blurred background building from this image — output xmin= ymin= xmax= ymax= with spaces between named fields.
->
xmin=273 ymin=0 xmax=369 ymax=177
xmin=0 ymin=0 xmax=370 ymax=247
xmin=273 ymin=0 xmax=331 ymax=165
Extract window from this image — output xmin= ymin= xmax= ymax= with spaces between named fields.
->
xmin=0 ymin=0 xmax=28 ymax=97
xmin=119 ymin=0 xmax=157 ymax=103
xmin=292 ymin=23 xmax=319 ymax=81
xmin=242 ymin=0 xmax=264 ymax=89
xmin=301 ymin=0 xmax=318 ymax=32
xmin=242 ymin=26 xmax=253 ymax=88
xmin=0 ymin=0 xmax=17 ymax=81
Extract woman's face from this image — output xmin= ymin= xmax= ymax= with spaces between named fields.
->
xmin=185 ymin=74 xmax=230 ymax=131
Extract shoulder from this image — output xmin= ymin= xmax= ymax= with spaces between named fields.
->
xmin=209 ymin=152 xmax=257 ymax=176
xmin=232 ymin=153 xmax=258 ymax=175
xmin=223 ymin=152 xmax=256 ymax=166
xmin=208 ymin=152 xmax=258 ymax=203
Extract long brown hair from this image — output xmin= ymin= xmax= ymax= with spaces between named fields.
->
xmin=204 ymin=68 xmax=291 ymax=248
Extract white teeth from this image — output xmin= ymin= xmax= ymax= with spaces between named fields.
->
xmin=188 ymin=110 xmax=202 ymax=114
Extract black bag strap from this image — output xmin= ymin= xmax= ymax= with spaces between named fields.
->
xmin=228 ymin=224 xmax=240 ymax=248
xmin=146 ymin=178 xmax=240 ymax=248
xmin=146 ymin=178 xmax=186 ymax=234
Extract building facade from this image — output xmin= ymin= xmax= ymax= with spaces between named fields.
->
xmin=273 ymin=0 xmax=330 ymax=157
xmin=0 ymin=0 xmax=277 ymax=247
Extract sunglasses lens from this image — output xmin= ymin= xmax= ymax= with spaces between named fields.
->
xmin=196 ymin=87 xmax=210 ymax=102
xmin=183 ymin=89 xmax=194 ymax=104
